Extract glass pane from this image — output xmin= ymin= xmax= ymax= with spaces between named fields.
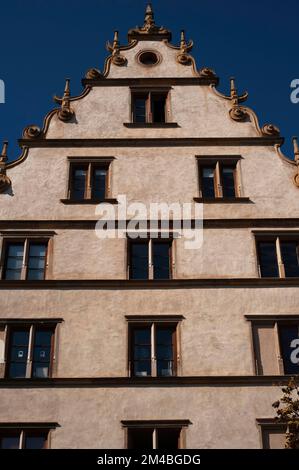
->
xmin=4 ymin=270 xmax=22 ymax=280
xmin=134 ymin=360 xmax=151 ymax=377
xmin=156 ymin=327 xmax=174 ymax=377
xmin=7 ymin=244 xmax=24 ymax=257
xmin=153 ymin=243 xmax=170 ymax=280
xmin=1 ymin=436 xmax=20 ymax=449
xmin=25 ymin=435 xmax=47 ymax=449
xmin=32 ymin=365 xmax=49 ymax=378
xmin=132 ymin=327 xmax=151 ymax=377
xmin=130 ymin=243 xmax=149 ymax=280
xmin=157 ymin=428 xmax=180 ymax=449
xmin=33 ymin=347 xmax=50 ymax=362
xmin=152 ymin=95 xmax=166 ymax=123
xmin=4 ymin=243 xmax=24 ymax=280
xmin=281 ymin=242 xmax=299 ymax=277
xmin=8 ymin=362 xmax=27 ymax=379
xmin=8 ymin=330 xmax=29 ymax=379
xmin=71 ymin=167 xmax=87 ymax=200
xmin=258 ymin=242 xmax=279 ymax=277
xmin=6 ymin=258 xmax=23 ymax=269
xmin=279 ymin=325 xmax=299 ymax=374
xmin=202 ymin=167 xmax=215 ymax=198
xmin=28 ymin=258 xmax=46 ymax=270
xmin=221 ymin=166 xmax=236 ymax=198
xmin=128 ymin=428 xmax=153 ymax=449
xmin=32 ymin=329 xmax=52 ymax=378
xmin=92 ymin=167 xmax=107 ymax=200
xmin=27 ymin=269 xmax=45 ymax=281
xmin=134 ymin=97 xmax=146 ymax=123
xmin=29 ymin=244 xmax=46 ymax=257
xmin=11 ymin=330 xmax=29 ymax=346
xmin=134 ymin=329 xmax=151 ymax=343
xmin=11 ymin=346 xmax=29 ymax=362
xmin=134 ymin=346 xmax=151 ymax=360
xmin=35 ymin=330 xmax=52 ymax=346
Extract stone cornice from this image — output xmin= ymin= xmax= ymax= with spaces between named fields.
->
xmin=0 ymin=278 xmax=299 ymax=289
xmin=0 ymin=376 xmax=294 ymax=388
xmin=1 ymin=218 xmax=299 ymax=230
xmin=81 ymin=77 xmax=219 ymax=87
xmin=17 ymin=136 xmax=284 ymax=149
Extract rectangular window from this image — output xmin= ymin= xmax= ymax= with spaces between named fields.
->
xmin=197 ymin=158 xmax=241 ymax=200
xmin=129 ymin=321 xmax=178 ymax=377
xmin=132 ymin=91 xmax=168 ymax=123
xmin=2 ymin=240 xmax=48 ymax=281
xmin=257 ymin=420 xmax=287 ymax=449
xmin=6 ymin=324 xmax=55 ymax=379
xmin=129 ymin=240 xmax=172 ymax=280
xmin=256 ymin=236 xmax=299 ymax=278
xmin=247 ymin=316 xmax=299 ymax=375
xmin=68 ymin=160 xmax=112 ymax=202
xmin=0 ymin=426 xmax=56 ymax=449
xmin=122 ymin=421 xmax=190 ymax=450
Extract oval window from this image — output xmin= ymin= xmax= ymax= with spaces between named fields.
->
xmin=138 ymin=51 xmax=160 ymax=66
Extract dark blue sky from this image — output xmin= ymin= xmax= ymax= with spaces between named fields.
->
xmin=0 ymin=0 xmax=298 ymax=161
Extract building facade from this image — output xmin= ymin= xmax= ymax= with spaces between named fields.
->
xmin=0 ymin=4 xmax=299 ymax=449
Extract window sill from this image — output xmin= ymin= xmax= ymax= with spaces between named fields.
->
xmin=194 ymin=197 xmax=252 ymax=204
xmin=123 ymin=122 xmax=179 ymax=128
xmin=60 ymin=198 xmax=118 ymax=205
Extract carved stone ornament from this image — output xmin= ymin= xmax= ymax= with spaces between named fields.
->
xmin=85 ymin=68 xmax=104 ymax=80
xmin=229 ymin=77 xmax=248 ymax=122
xmin=177 ymin=30 xmax=192 ymax=65
xmin=128 ymin=4 xmax=171 ymax=41
xmin=261 ymin=124 xmax=280 ymax=136
xmin=0 ymin=141 xmax=11 ymax=193
xmin=293 ymin=137 xmax=299 ymax=188
xmin=107 ymin=31 xmax=127 ymax=67
xmin=54 ymin=79 xmax=75 ymax=122
xmin=198 ymin=67 xmax=217 ymax=78
xmin=23 ymin=125 xmax=43 ymax=139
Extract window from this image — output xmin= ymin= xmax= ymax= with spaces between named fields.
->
xmin=0 ymin=424 xmax=58 ymax=449
xmin=1 ymin=239 xmax=48 ymax=281
xmin=257 ymin=420 xmax=288 ymax=449
xmin=256 ymin=236 xmax=299 ymax=278
xmin=129 ymin=240 xmax=172 ymax=280
xmin=4 ymin=323 xmax=56 ymax=379
xmin=132 ymin=91 xmax=169 ymax=123
xmin=247 ymin=316 xmax=299 ymax=375
xmin=127 ymin=317 xmax=183 ymax=377
xmin=69 ymin=162 xmax=109 ymax=201
xmin=122 ymin=420 xmax=191 ymax=449
xmin=200 ymin=163 xmax=238 ymax=199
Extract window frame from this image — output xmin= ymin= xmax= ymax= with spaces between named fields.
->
xmin=254 ymin=233 xmax=299 ymax=278
xmin=195 ymin=156 xmax=247 ymax=202
xmin=0 ymin=320 xmax=62 ymax=380
xmin=130 ymin=88 xmax=171 ymax=124
xmin=127 ymin=237 xmax=174 ymax=281
xmin=246 ymin=315 xmax=299 ymax=375
xmin=0 ymin=236 xmax=51 ymax=281
xmin=121 ymin=420 xmax=191 ymax=450
xmin=0 ymin=423 xmax=59 ymax=449
xmin=126 ymin=316 xmax=184 ymax=378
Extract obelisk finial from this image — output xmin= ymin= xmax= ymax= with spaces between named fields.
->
xmin=0 ymin=141 xmax=8 ymax=162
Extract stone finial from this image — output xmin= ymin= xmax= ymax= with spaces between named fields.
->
xmin=144 ymin=3 xmax=155 ymax=28
xmin=109 ymin=31 xmax=127 ymax=66
xmin=177 ymin=30 xmax=192 ymax=65
xmin=0 ymin=140 xmax=11 ymax=193
xmin=0 ymin=141 xmax=8 ymax=163
xmin=128 ymin=3 xmax=171 ymax=41
xmin=54 ymin=78 xmax=75 ymax=122
xmin=293 ymin=136 xmax=299 ymax=162
xmin=229 ymin=77 xmax=247 ymax=122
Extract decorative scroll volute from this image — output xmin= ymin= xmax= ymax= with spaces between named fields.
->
xmin=177 ymin=30 xmax=192 ymax=65
xmin=229 ymin=77 xmax=248 ymax=122
xmin=0 ymin=141 xmax=11 ymax=193
xmin=54 ymin=78 xmax=75 ymax=122
xmin=293 ymin=137 xmax=299 ymax=187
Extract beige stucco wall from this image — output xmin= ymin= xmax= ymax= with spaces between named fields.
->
xmin=0 ymin=385 xmax=283 ymax=448
xmin=0 ymin=287 xmax=298 ymax=378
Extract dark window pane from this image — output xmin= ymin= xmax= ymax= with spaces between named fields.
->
xmin=156 ymin=327 xmax=175 ymax=377
xmin=71 ymin=167 xmax=87 ymax=200
xmin=25 ymin=435 xmax=47 ymax=449
xmin=153 ymin=242 xmax=170 ymax=280
xmin=281 ymin=242 xmax=299 ymax=277
xmin=157 ymin=428 xmax=180 ymax=449
xmin=1 ymin=436 xmax=20 ymax=449
xmin=152 ymin=95 xmax=166 ymax=123
xmin=128 ymin=428 xmax=153 ymax=449
xmin=133 ymin=97 xmax=147 ymax=123
xmin=132 ymin=328 xmax=151 ymax=377
xmin=201 ymin=167 xmax=215 ymax=198
xmin=32 ymin=329 xmax=53 ymax=379
xmin=3 ymin=243 xmax=24 ymax=280
xmin=27 ymin=243 xmax=47 ymax=281
xmin=92 ymin=167 xmax=107 ymax=200
xmin=279 ymin=325 xmax=299 ymax=374
xmin=130 ymin=242 xmax=149 ymax=280
xmin=221 ymin=166 xmax=236 ymax=198
xmin=8 ymin=329 xmax=29 ymax=379
xmin=258 ymin=242 xmax=279 ymax=277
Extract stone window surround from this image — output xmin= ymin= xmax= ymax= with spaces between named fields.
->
xmin=256 ymin=418 xmax=287 ymax=449
xmin=125 ymin=315 xmax=184 ymax=378
xmin=253 ymin=231 xmax=299 ymax=278
xmin=0 ymin=422 xmax=59 ymax=449
xmin=0 ymin=318 xmax=63 ymax=380
xmin=121 ymin=419 xmax=191 ymax=449
xmin=246 ymin=315 xmax=299 ymax=376
xmin=61 ymin=156 xmax=118 ymax=205
xmin=0 ymin=232 xmax=56 ymax=281
xmin=127 ymin=86 xmax=176 ymax=127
